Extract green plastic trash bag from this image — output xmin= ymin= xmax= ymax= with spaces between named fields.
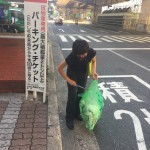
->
xmin=79 ymin=80 xmax=104 ymax=131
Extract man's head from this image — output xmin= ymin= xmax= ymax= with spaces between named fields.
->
xmin=72 ymin=39 xmax=89 ymax=56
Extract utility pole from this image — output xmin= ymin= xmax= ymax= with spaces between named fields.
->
xmin=93 ymin=0 xmax=97 ymax=23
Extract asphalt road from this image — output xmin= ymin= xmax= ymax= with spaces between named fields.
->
xmin=49 ymin=21 xmax=150 ymax=150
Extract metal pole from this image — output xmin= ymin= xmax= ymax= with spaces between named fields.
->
xmin=33 ymin=91 xmax=37 ymax=100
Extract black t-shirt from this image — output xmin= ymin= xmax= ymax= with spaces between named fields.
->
xmin=65 ymin=48 xmax=96 ymax=78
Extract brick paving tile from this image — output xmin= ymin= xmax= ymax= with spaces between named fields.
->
xmin=13 ymin=133 xmax=23 ymax=139
xmin=27 ymin=115 xmax=34 ymax=119
xmin=0 ymin=107 xmax=6 ymax=112
xmin=7 ymin=100 xmax=47 ymax=150
xmin=17 ymin=118 xmax=34 ymax=123
xmin=33 ymin=128 xmax=46 ymax=133
xmin=9 ymin=145 xmax=30 ymax=150
xmin=32 ymin=133 xmax=46 ymax=139
xmin=11 ymin=139 xmax=31 ymax=146
xmin=23 ymin=133 xmax=32 ymax=139
xmin=32 ymin=139 xmax=46 ymax=145
xmin=0 ymin=101 xmax=9 ymax=107
xmin=0 ymin=102 xmax=8 ymax=121
xmin=35 ymin=111 xmax=46 ymax=115
xmin=34 ymin=114 xmax=46 ymax=118
xmin=15 ymin=123 xmax=25 ymax=128
xmin=19 ymin=111 xmax=35 ymax=115
xmin=31 ymin=145 xmax=46 ymax=150
xmin=25 ymin=123 xmax=33 ymax=128
xmin=0 ymin=114 xmax=2 ymax=119
xmin=18 ymin=114 xmax=28 ymax=119
xmin=34 ymin=118 xmax=46 ymax=123
xmin=33 ymin=122 xmax=46 ymax=128
xmin=14 ymin=128 xmax=32 ymax=133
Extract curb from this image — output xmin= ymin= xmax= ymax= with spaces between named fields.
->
xmin=0 ymin=33 xmax=24 ymax=39
xmin=47 ymin=41 xmax=62 ymax=150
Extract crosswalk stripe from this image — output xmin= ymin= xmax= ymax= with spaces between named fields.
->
xmin=127 ymin=36 xmax=150 ymax=42
xmin=59 ymin=35 xmax=68 ymax=42
xmin=125 ymin=36 xmax=146 ymax=43
xmin=100 ymin=38 xmax=113 ymax=42
xmin=103 ymin=36 xmax=123 ymax=42
xmin=119 ymin=36 xmax=145 ymax=42
xmin=133 ymin=37 xmax=150 ymax=42
xmin=111 ymin=36 xmax=133 ymax=42
xmin=86 ymin=36 xmax=102 ymax=42
xmin=76 ymin=35 xmax=91 ymax=42
xmin=58 ymin=34 xmax=150 ymax=43
xmin=68 ymin=35 xmax=76 ymax=41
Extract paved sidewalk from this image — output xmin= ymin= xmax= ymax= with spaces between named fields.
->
xmin=0 ymin=94 xmax=47 ymax=150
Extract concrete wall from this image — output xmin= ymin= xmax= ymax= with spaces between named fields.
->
xmin=139 ymin=0 xmax=150 ymax=22
xmin=137 ymin=0 xmax=150 ymax=33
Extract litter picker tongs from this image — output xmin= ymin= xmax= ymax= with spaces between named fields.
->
xmin=76 ymin=84 xmax=86 ymax=90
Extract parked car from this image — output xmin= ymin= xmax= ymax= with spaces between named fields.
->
xmin=54 ymin=18 xmax=63 ymax=25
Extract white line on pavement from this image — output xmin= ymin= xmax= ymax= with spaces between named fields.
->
xmin=59 ymin=29 xmax=64 ymax=32
xmin=99 ymin=75 xmax=150 ymax=89
xmin=80 ymin=30 xmax=86 ymax=32
xmin=108 ymin=49 xmax=150 ymax=72
xmin=87 ymin=36 xmax=102 ymax=42
xmin=61 ymin=47 xmax=150 ymax=73
xmin=68 ymin=35 xmax=76 ymax=41
xmin=62 ymin=48 xmax=150 ymax=51
xmin=59 ymin=35 xmax=68 ymax=42
xmin=76 ymin=35 xmax=91 ymax=42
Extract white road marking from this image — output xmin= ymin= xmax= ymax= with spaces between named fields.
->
xmin=126 ymin=36 xmax=150 ymax=43
xmin=68 ymin=35 xmax=76 ymax=41
xmin=114 ymin=110 xmax=147 ymax=150
xmin=80 ymin=30 xmax=86 ymax=32
xmin=86 ymin=36 xmax=102 ymax=42
xmin=61 ymin=47 xmax=150 ymax=72
xmin=111 ymin=36 xmax=133 ymax=42
xmin=76 ymin=35 xmax=91 ymax=42
xmin=62 ymin=48 xmax=150 ymax=51
xmin=58 ymin=29 xmax=64 ymax=32
xmin=124 ymin=36 xmax=147 ymax=43
xmin=98 ymin=30 xmax=108 ymax=33
xmin=103 ymin=36 xmax=123 ymax=42
xmin=100 ymin=37 xmax=113 ymax=42
xmin=58 ymin=34 xmax=150 ymax=43
xmin=119 ymin=36 xmax=146 ymax=43
xmin=99 ymin=75 xmax=150 ymax=89
xmin=59 ymin=35 xmax=68 ymax=42
xmin=108 ymin=49 xmax=150 ymax=72
xmin=140 ymin=109 xmax=150 ymax=124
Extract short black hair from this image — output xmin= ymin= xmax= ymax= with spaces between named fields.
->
xmin=72 ymin=39 xmax=89 ymax=55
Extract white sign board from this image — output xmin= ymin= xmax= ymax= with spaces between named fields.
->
xmin=24 ymin=0 xmax=47 ymax=97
